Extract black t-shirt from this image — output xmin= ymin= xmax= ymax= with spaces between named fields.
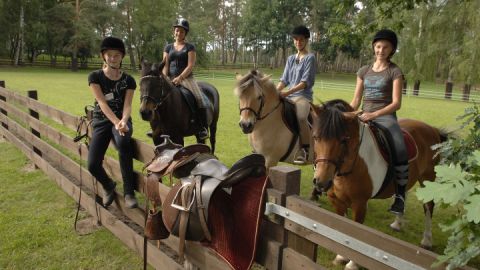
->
xmin=88 ymin=70 xmax=136 ymax=119
xmin=164 ymin=43 xmax=195 ymax=78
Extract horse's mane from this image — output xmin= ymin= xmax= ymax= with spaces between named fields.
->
xmin=314 ymin=99 xmax=354 ymax=140
xmin=140 ymin=61 xmax=175 ymax=89
xmin=234 ymin=70 xmax=276 ymax=97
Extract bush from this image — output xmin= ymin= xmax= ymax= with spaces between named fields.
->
xmin=416 ymin=104 xmax=480 ymax=269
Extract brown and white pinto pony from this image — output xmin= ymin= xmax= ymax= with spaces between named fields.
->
xmin=234 ymin=70 xmax=314 ymax=167
xmin=311 ymin=99 xmax=447 ymax=270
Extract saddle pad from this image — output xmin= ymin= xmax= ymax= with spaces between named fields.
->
xmin=373 ymin=128 xmax=418 ymax=163
xmin=281 ymin=98 xmax=299 ymax=136
xmin=205 ymin=175 xmax=268 ymax=270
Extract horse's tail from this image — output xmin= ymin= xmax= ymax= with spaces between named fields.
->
xmin=438 ymin=128 xmax=453 ymax=143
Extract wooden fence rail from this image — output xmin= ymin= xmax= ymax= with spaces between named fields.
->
xmin=0 ymin=81 xmax=473 ymax=270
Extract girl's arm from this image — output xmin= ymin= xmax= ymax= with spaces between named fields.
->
xmin=90 ymin=83 xmax=120 ymax=125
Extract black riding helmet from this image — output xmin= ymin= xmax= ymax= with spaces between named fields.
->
xmin=173 ymin=18 xmax=190 ymax=33
xmin=100 ymin=36 xmax=126 ymax=56
xmin=291 ymin=25 xmax=310 ymax=39
xmin=372 ymin=29 xmax=398 ymax=56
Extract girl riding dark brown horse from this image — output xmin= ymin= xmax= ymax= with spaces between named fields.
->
xmin=139 ymin=61 xmax=219 ymax=153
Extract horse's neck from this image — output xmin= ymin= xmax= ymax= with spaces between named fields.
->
xmin=357 ymin=123 xmax=388 ymax=197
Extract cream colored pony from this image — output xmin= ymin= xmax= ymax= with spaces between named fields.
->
xmin=234 ymin=70 xmax=314 ymax=168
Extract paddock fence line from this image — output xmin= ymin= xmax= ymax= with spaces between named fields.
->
xmin=0 ymin=81 xmax=475 ymax=270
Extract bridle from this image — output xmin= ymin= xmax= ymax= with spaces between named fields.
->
xmin=238 ymin=93 xmax=281 ymax=122
xmin=313 ymin=122 xmax=365 ymax=177
xmin=140 ymin=75 xmax=172 ymax=111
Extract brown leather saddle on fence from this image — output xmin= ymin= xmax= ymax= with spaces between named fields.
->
xmin=144 ymin=135 xmax=268 ymax=270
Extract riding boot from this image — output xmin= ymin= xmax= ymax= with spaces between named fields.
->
xmin=389 ymin=184 xmax=406 ymax=215
xmin=197 ymin=108 xmax=209 ymax=140
xmin=389 ymin=163 xmax=409 ymax=214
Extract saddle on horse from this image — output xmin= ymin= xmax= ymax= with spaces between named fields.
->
xmin=367 ymin=122 xmax=418 ymax=198
xmin=144 ymin=136 xmax=268 ymax=270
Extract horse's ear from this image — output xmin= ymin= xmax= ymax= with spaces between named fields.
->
xmin=260 ymin=74 xmax=272 ymax=84
xmin=343 ymin=111 xmax=358 ymax=121
xmin=311 ymin=104 xmax=323 ymax=119
xmin=140 ymin=58 xmax=150 ymax=76
xmin=235 ymin=73 xmax=243 ymax=81
xmin=159 ymin=60 xmax=166 ymax=74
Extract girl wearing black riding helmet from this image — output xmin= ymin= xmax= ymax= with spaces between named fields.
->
xmin=87 ymin=36 xmax=138 ymax=209
xmin=162 ymin=18 xmax=209 ymax=140
xmin=350 ymin=29 xmax=408 ymax=215
xmin=277 ymin=25 xmax=316 ymax=165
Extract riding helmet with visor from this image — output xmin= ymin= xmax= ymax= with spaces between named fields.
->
xmin=100 ymin=36 xmax=126 ymax=56
xmin=372 ymin=29 xmax=398 ymax=56
xmin=291 ymin=25 xmax=310 ymax=39
xmin=173 ymin=18 xmax=190 ymax=33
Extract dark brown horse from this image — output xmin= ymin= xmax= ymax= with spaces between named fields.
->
xmin=139 ymin=61 xmax=219 ymax=153
xmin=311 ymin=99 xmax=447 ymax=270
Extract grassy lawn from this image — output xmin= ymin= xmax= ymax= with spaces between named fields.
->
xmin=0 ymin=66 xmax=478 ymax=268
xmin=0 ymin=139 xmax=145 ymax=269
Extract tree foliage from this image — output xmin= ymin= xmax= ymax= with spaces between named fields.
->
xmin=417 ymin=104 xmax=480 ymax=268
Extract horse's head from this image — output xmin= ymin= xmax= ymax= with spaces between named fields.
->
xmin=234 ymin=70 xmax=277 ymax=133
xmin=139 ymin=60 xmax=173 ymax=121
xmin=311 ymin=99 xmax=361 ymax=193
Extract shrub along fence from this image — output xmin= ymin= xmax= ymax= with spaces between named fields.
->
xmin=0 ymin=81 xmax=473 ymax=269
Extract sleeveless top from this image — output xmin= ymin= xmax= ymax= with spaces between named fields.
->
xmin=164 ymin=42 xmax=196 ymax=78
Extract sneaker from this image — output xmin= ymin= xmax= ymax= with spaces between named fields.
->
xmin=197 ymin=127 xmax=209 ymax=140
xmin=103 ymin=182 xmax=116 ymax=207
xmin=125 ymin=194 xmax=138 ymax=209
xmin=293 ymin=148 xmax=308 ymax=165
xmin=389 ymin=195 xmax=405 ymax=215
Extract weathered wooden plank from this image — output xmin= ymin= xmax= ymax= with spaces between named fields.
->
xmin=0 ymin=113 xmax=229 ymax=270
xmin=285 ymin=195 xmax=458 ymax=270
xmin=0 ymin=124 xmax=182 ymax=270
xmin=282 ymin=247 xmax=326 ymax=270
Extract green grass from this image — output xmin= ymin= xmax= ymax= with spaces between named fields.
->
xmin=0 ymin=140 xmax=145 ymax=269
xmin=0 ymin=66 xmax=478 ymax=268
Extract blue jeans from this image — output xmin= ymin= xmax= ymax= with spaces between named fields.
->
xmin=87 ymin=119 xmax=135 ymax=195
xmin=372 ymin=114 xmax=409 ymax=185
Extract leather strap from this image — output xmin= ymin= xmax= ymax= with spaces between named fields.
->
xmin=195 ymin=175 xmax=212 ymax=241
xmin=178 ymin=183 xmax=193 ymax=259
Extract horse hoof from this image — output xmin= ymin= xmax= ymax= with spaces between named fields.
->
xmin=389 ymin=223 xmax=401 ymax=232
xmin=309 ymin=194 xmax=318 ymax=201
xmin=420 ymin=244 xmax=432 ymax=250
xmin=332 ymin=255 xmax=349 ymax=266
xmin=345 ymin=261 xmax=359 ymax=270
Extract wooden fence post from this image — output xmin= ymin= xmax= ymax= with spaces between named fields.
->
xmin=0 ymin=80 xmax=7 ymax=130
xmin=463 ymin=84 xmax=471 ymax=101
xmin=445 ymin=81 xmax=453 ymax=99
xmin=413 ymin=80 xmax=420 ymax=96
xmin=256 ymin=166 xmax=317 ymax=269
xmin=27 ymin=90 xmax=42 ymax=158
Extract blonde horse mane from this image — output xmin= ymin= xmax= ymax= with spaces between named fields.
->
xmin=234 ymin=70 xmax=277 ymax=98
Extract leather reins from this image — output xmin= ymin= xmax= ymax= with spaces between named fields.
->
xmin=314 ymin=122 xmax=365 ymax=177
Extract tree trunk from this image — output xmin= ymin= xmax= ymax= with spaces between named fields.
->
xmin=14 ymin=5 xmax=24 ymax=66
xmin=126 ymin=1 xmax=136 ymax=71
xmin=402 ymin=79 xmax=407 ymax=95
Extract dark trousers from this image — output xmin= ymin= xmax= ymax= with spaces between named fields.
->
xmin=87 ymin=119 xmax=135 ymax=195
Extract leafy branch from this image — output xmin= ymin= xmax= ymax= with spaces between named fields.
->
xmin=417 ymin=104 xmax=480 ymax=269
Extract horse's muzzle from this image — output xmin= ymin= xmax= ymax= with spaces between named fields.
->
xmin=239 ymin=121 xmax=254 ymax=134
xmin=140 ymin=109 xmax=153 ymax=121
xmin=313 ymin=177 xmax=333 ymax=193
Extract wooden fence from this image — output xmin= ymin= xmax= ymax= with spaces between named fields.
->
xmin=0 ymin=82 xmax=472 ymax=269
